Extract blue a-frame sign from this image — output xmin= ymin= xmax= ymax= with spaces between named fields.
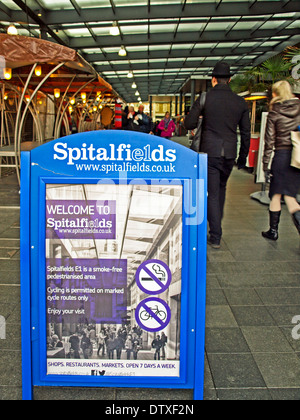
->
xmin=20 ymin=131 xmax=207 ymax=401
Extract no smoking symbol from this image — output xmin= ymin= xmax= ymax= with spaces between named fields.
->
xmin=135 ymin=259 xmax=172 ymax=295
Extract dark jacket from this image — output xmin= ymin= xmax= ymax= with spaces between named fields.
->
xmin=185 ymin=84 xmax=251 ymax=161
xmin=133 ymin=112 xmax=153 ymax=134
xmin=123 ymin=110 xmax=137 ymax=131
xmin=263 ymin=98 xmax=300 ymax=171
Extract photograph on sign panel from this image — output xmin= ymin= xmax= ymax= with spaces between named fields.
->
xmin=45 ymin=183 xmax=182 ymax=377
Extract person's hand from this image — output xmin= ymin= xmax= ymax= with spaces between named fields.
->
xmin=265 ymin=170 xmax=271 ymax=184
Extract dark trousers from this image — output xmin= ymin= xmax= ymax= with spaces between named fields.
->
xmin=154 ymin=349 xmax=161 ymax=360
xmin=208 ymin=157 xmax=235 ymax=242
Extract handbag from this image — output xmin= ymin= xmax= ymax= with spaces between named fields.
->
xmin=190 ymin=92 xmax=207 ymax=153
xmin=291 ymin=131 xmax=300 ymax=169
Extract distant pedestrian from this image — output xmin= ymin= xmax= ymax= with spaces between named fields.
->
xmin=97 ymin=329 xmax=106 ymax=357
xmin=69 ymin=332 xmax=80 ymax=359
xmin=123 ymin=105 xmax=136 ymax=131
xmin=152 ymin=335 xmax=162 ymax=361
xmin=185 ymin=61 xmax=251 ymax=249
xmin=158 ymin=112 xmax=176 ymax=139
xmin=133 ymin=105 xmax=153 ymax=134
xmin=125 ymin=334 xmax=134 ymax=360
xmin=161 ymin=332 xmax=167 ymax=360
xmin=106 ymin=334 xmax=115 ymax=360
xmin=115 ymin=336 xmax=124 ymax=360
xmin=262 ymin=80 xmax=300 ymax=240
xmin=81 ymin=332 xmax=93 ymax=359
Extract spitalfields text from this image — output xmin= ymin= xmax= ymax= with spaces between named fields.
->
xmin=53 ymin=143 xmax=177 ymax=166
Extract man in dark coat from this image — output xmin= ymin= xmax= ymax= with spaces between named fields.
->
xmin=152 ymin=335 xmax=163 ymax=361
xmin=133 ymin=105 xmax=153 ymax=134
xmin=185 ymin=62 xmax=251 ymax=248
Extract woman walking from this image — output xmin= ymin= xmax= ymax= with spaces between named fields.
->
xmin=158 ymin=112 xmax=176 ymax=139
xmin=262 ymin=80 xmax=300 ymax=240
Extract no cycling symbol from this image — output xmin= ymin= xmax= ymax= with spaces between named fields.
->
xmin=135 ymin=297 xmax=171 ymax=333
xmin=135 ymin=259 xmax=172 ymax=295
xmin=135 ymin=260 xmax=172 ymax=332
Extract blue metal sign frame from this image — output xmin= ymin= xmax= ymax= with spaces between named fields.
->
xmin=20 ymin=131 xmax=207 ymax=400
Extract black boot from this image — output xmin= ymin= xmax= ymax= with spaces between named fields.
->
xmin=292 ymin=211 xmax=300 ymax=235
xmin=262 ymin=211 xmax=281 ymax=241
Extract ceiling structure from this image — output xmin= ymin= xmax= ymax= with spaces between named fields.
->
xmin=0 ymin=0 xmax=300 ymax=103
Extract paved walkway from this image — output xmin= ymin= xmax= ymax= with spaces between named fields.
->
xmin=0 ymin=141 xmax=299 ymax=400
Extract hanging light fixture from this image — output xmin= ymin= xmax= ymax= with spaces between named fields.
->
xmin=70 ymin=97 xmax=76 ymax=105
xmin=54 ymin=88 xmax=61 ymax=99
xmin=110 ymin=22 xmax=120 ymax=36
xmin=4 ymin=68 xmax=12 ymax=80
xmin=81 ymin=92 xmax=87 ymax=101
xmin=131 ymin=82 xmax=137 ymax=89
xmin=35 ymin=65 xmax=42 ymax=77
xmin=127 ymin=71 xmax=134 ymax=79
xmin=135 ymin=91 xmax=140 ymax=96
xmin=118 ymin=46 xmax=127 ymax=57
xmin=7 ymin=25 xmax=18 ymax=36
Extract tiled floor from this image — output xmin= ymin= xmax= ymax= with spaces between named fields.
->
xmin=205 ymin=167 xmax=300 ymax=400
xmin=0 ymin=145 xmax=299 ymax=400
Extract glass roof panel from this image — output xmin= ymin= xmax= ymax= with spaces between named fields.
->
xmin=1 ymin=0 xmax=21 ymax=9
xmin=102 ymin=47 xmax=122 ymax=53
xmin=120 ymin=25 xmax=149 ymax=35
xmin=64 ymin=28 xmax=91 ymax=37
xmin=261 ymin=20 xmax=287 ymax=30
xmin=259 ymin=40 xmax=281 ymax=47
xmin=193 ymin=43 xmax=220 ymax=49
xmin=205 ymin=22 xmax=233 ymax=31
xmin=75 ymin=0 xmax=111 ymax=7
xmin=171 ymin=44 xmax=195 ymax=50
xmin=113 ymin=0 xmax=148 ymax=6
xmin=169 ymin=58 xmax=191 ymax=62
xmin=150 ymin=24 xmax=178 ymax=34
xmin=38 ymin=0 xmax=74 ymax=10
xmin=274 ymin=12 xmax=298 ymax=18
xmin=232 ymin=21 xmax=262 ymax=31
xmin=239 ymin=41 xmax=263 ymax=48
xmin=178 ymin=23 xmax=205 ymax=32
xmin=82 ymin=48 xmax=103 ymax=54
xmin=149 ymin=45 xmax=172 ymax=51
xmin=151 ymin=0 xmax=183 ymax=4
xmin=287 ymin=21 xmax=300 ymax=29
xmin=92 ymin=27 xmax=113 ymax=36
xmin=126 ymin=46 xmax=150 ymax=52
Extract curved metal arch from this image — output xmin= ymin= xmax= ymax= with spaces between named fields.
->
xmin=17 ymin=62 xmax=66 ymax=155
xmin=55 ymin=76 xmax=97 ymax=139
